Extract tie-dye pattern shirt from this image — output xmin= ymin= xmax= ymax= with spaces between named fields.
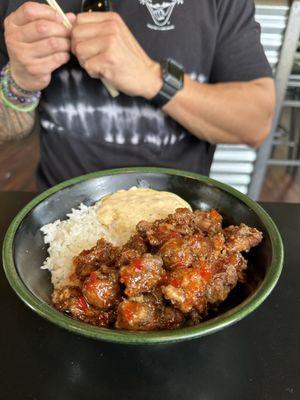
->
xmin=0 ymin=0 xmax=272 ymax=189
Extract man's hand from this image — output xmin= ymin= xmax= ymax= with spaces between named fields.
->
xmin=72 ymin=12 xmax=162 ymax=99
xmin=4 ymin=2 xmax=76 ymax=92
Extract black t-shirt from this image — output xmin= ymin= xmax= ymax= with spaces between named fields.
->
xmin=0 ymin=0 xmax=272 ymax=189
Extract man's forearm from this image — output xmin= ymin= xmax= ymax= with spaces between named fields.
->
xmin=162 ymin=76 xmax=275 ymax=147
xmin=0 ymin=98 xmax=36 ymax=143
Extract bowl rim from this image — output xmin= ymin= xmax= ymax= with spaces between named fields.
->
xmin=2 ymin=167 xmax=284 ymax=345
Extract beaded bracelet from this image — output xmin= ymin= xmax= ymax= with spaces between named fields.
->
xmin=3 ymin=63 xmax=41 ymax=98
xmin=0 ymin=86 xmax=39 ymax=113
xmin=1 ymin=72 xmax=34 ymax=105
xmin=0 ymin=63 xmax=41 ymax=112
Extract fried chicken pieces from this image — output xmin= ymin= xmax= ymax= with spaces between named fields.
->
xmin=52 ymin=208 xmax=263 ymax=331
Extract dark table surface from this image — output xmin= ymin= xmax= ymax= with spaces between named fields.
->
xmin=1 ymin=192 xmax=299 ymax=400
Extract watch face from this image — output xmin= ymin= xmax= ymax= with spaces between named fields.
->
xmin=164 ymin=59 xmax=184 ymax=90
xmin=151 ymin=59 xmax=184 ymax=107
xmin=168 ymin=62 xmax=182 ymax=80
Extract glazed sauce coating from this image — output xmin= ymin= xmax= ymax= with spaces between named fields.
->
xmin=52 ymin=208 xmax=263 ymax=331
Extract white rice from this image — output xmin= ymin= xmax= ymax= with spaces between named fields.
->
xmin=41 ymin=204 xmax=109 ymax=289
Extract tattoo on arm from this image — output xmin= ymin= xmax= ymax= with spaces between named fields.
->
xmin=0 ymin=99 xmax=36 ymax=143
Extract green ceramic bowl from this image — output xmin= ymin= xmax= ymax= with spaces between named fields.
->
xmin=2 ymin=168 xmax=283 ymax=345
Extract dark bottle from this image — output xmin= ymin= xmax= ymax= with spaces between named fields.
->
xmin=81 ymin=0 xmax=112 ymax=12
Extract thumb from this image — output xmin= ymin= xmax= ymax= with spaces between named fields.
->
xmin=66 ymin=12 xmax=77 ymax=26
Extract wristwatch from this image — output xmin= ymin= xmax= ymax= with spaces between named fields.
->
xmin=150 ymin=58 xmax=184 ymax=108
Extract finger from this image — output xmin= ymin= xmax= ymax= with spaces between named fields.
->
xmin=74 ymin=34 xmax=113 ymax=62
xmin=76 ymin=11 xmax=121 ymax=25
xmin=11 ymin=2 xmax=63 ymax=26
xmin=71 ymin=19 xmax=121 ymax=55
xmin=72 ymin=20 xmax=119 ymax=51
xmin=28 ymin=37 xmax=71 ymax=59
xmin=72 ymin=23 xmax=104 ymax=43
xmin=27 ymin=52 xmax=70 ymax=75
xmin=20 ymin=19 xmax=70 ymax=43
xmin=84 ymin=53 xmax=114 ymax=80
xmin=66 ymin=13 xmax=77 ymax=26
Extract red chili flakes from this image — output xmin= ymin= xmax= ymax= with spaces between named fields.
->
xmin=120 ymin=274 xmax=129 ymax=283
xmin=77 ymin=296 xmax=88 ymax=310
xmin=123 ymin=303 xmax=135 ymax=321
xmin=169 ymin=231 xmax=180 ymax=238
xmin=170 ymin=278 xmax=181 ymax=288
xmin=210 ymin=209 xmax=220 ymax=220
xmin=200 ymin=266 xmax=213 ymax=281
xmin=85 ymin=271 xmax=97 ymax=290
xmin=172 ymin=261 xmax=185 ymax=270
xmin=158 ymin=225 xmax=179 ymax=240
xmin=133 ymin=258 xmax=143 ymax=271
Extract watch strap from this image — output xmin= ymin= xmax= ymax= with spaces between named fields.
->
xmin=150 ymin=59 xmax=184 ymax=108
xmin=150 ymin=82 xmax=176 ymax=108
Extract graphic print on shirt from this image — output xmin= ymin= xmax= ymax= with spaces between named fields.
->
xmin=138 ymin=0 xmax=184 ymax=31
xmin=41 ymin=68 xmax=208 ymax=150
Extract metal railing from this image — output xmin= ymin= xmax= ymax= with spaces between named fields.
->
xmin=210 ymin=2 xmax=300 ymax=198
xmin=249 ymin=1 xmax=300 ymax=198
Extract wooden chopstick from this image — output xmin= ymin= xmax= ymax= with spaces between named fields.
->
xmin=100 ymin=78 xmax=119 ymax=98
xmin=47 ymin=0 xmax=72 ymax=29
xmin=46 ymin=0 xmax=120 ymax=97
